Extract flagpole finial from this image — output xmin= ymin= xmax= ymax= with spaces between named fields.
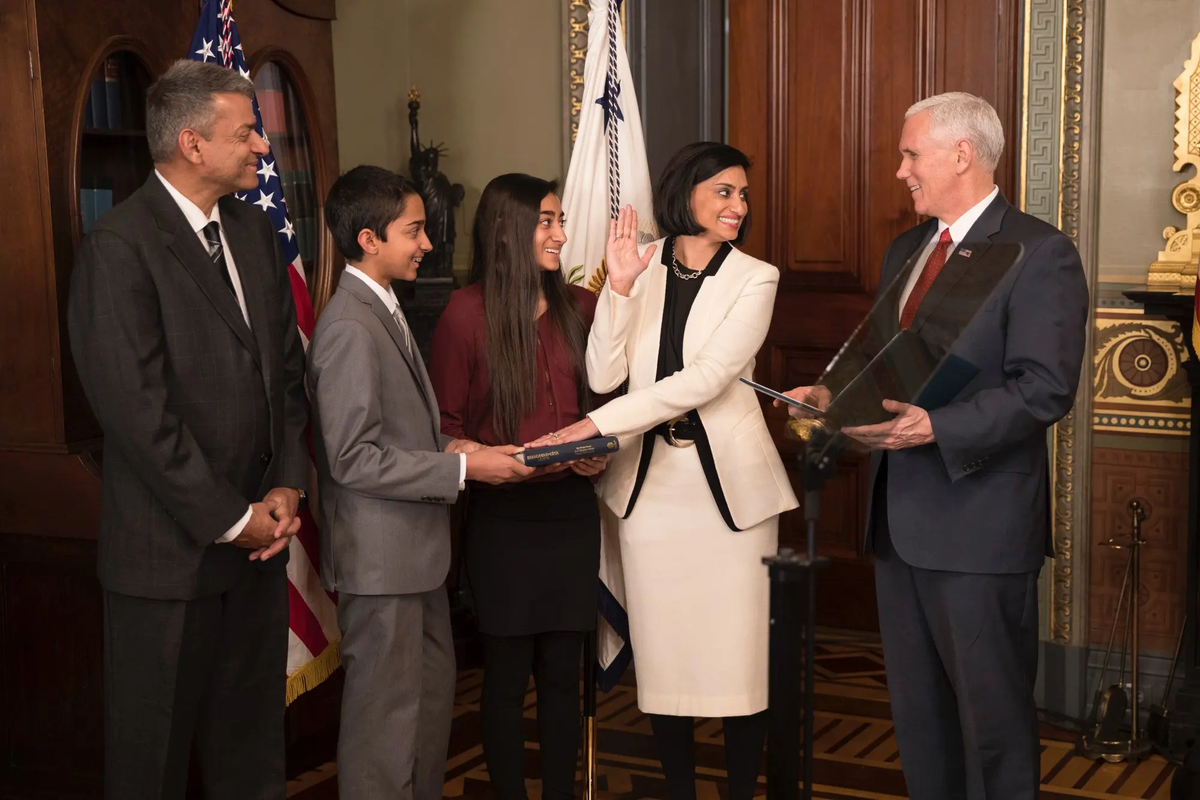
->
xmin=408 ymin=85 xmax=421 ymax=104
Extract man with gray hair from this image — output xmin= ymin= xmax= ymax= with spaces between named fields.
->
xmin=786 ymin=91 xmax=1088 ymax=798
xmin=68 ymin=58 xmax=309 ymax=799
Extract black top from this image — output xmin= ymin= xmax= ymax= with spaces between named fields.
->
xmin=656 ymin=237 xmax=733 ymax=380
xmin=622 ymin=237 xmax=742 ymax=531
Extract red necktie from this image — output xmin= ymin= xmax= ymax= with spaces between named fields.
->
xmin=900 ymin=228 xmax=953 ymax=329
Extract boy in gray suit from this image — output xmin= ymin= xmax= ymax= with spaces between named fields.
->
xmin=309 ymin=166 xmax=533 ymax=800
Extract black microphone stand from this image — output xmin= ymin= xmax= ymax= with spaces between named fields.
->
xmin=764 ymin=426 xmax=841 ymax=800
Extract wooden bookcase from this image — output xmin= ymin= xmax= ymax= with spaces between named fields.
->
xmin=0 ymin=1 xmax=340 ymax=796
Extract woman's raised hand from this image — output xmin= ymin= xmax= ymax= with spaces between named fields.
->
xmin=605 ymin=205 xmax=657 ymax=297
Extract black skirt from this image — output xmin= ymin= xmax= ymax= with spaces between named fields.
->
xmin=464 ymin=474 xmax=601 ymax=636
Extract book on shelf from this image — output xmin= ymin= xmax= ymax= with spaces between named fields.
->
xmin=93 ymin=176 xmax=113 ymax=221
xmin=88 ymin=72 xmax=107 ymax=129
xmin=80 ymin=176 xmax=114 ymax=235
xmin=80 ymin=188 xmax=95 ymax=234
xmin=103 ymin=55 xmax=122 ymax=130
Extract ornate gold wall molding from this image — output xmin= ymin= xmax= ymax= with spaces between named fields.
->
xmin=1050 ymin=0 xmax=1087 ymax=647
xmin=1021 ymin=0 xmax=1064 ymax=221
xmin=565 ymin=0 xmax=589 ymax=152
xmin=562 ymin=0 xmax=627 ymax=157
xmin=1094 ymin=315 xmax=1190 ymax=411
xmin=1058 ymin=0 xmax=1083 ymax=239
xmin=1024 ymin=0 xmax=1093 ymax=647
xmin=1146 ymin=30 xmax=1200 ymax=289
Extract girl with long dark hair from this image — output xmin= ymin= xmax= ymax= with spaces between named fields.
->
xmin=429 ymin=173 xmax=605 ymax=800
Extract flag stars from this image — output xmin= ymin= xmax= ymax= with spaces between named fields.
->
xmin=596 ymin=77 xmax=625 ymax=128
xmin=238 ymin=66 xmax=251 ymax=81
xmin=194 ymin=38 xmax=215 ymax=61
xmin=257 ymin=159 xmax=278 ymax=182
xmin=235 ymin=193 xmax=248 ymax=203
xmin=279 ymin=218 xmax=295 ymax=241
xmin=253 ymin=191 xmax=277 ymax=212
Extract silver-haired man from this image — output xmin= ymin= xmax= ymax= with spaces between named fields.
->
xmin=68 ymin=59 xmax=308 ymax=799
xmin=786 ymin=92 xmax=1088 ymax=798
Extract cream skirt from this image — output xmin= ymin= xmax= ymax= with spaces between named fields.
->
xmin=618 ymin=439 xmax=778 ymax=717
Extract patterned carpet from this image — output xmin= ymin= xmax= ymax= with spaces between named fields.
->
xmin=285 ymin=631 xmax=1179 ymax=799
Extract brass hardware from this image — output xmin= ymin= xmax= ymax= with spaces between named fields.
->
xmin=786 ymin=418 xmax=826 ymax=443
xmin=1079 ymin=499 xmax=1153 ymax=763
xmin=582 ymin=715 xmax=597 ymax=800
xmin=665 ymin=415 xmax=696 ymax=448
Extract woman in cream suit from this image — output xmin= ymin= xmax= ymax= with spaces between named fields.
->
xmin=533 ymin=142 xmax=798 ymax=800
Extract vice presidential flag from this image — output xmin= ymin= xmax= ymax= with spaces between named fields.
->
xmin=561 ymin=0 xmax=655 ymax=690
xmin=189 ymin=0 xmax=341 ymax=704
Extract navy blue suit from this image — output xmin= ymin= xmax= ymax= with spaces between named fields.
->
xmin=866 ymin=192 xmax=1088 ymax=799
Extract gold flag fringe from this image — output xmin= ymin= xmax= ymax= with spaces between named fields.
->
xmin=285 ymin=638 xmax=341 ymax=706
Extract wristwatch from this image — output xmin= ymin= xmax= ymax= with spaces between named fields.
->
xmin=296 ymin=488 xmax=308 ymax=511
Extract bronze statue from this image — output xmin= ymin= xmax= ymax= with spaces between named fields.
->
xmin=408 ymin=86 xmax=464 ymax=279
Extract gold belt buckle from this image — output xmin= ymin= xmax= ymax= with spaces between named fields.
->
xmin=665 ymin=415 xmax=695 ymax=448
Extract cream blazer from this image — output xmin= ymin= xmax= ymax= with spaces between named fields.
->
xmin=586 ymin=239 xmax=799 ymax=529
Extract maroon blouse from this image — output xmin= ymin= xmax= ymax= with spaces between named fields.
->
xmin=429 ymin=282 xmax=598 ymax=453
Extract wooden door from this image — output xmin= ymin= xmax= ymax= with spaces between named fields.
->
xmin=729 ymin=0 xmax=1021 ymax=630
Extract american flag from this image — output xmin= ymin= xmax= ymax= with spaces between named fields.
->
xmin=189 ymin=0 xmax=340 ymax=703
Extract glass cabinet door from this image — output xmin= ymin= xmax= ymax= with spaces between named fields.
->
xmin=78 ymin=52 xmax=153 ymax=238
xmin=253 ymin=62 xmax=319 ymax=285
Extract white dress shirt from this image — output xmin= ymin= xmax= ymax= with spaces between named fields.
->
xmin=343 ymin=265 xmax=466 ymax=488
xmin=154 ymin=171 xmax=258 ymax=544
xmin=897 ymin=185 xmax=1000 ymax=320
xmin=155 ymin=170 xmax=251 ymax=328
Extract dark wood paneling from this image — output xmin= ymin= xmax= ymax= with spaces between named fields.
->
xmin=784 ymin=0 xmax=855 ymax=278
xmin=270 ymin=0 xmax=336 ymax=21
xmin=937 ymin=0 xmax=1022 ymax=197
xmin=1 ymin=1 xmax=343 ymax=795
xmin=864 ymin=1 xmax=926 ymax=287
xmin=24 ymin=0 xmax=341 ymax=447
xmin=728 ymin=0 xmax=770 ymax=260
xmin=0 ymin=531 xmax=103 ymax=787
xmin=0 ymin=0 xmax=57 ymax=446
xmin=731 ymin=0 xmax=1022 ymax=630
xmin=0 ymin=451 xmax=101 ymax=538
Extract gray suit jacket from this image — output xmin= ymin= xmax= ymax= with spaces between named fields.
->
xmin=864 ymin=193 xmax=1089 ymax=574
xmin=309 ymin=271 xmax=460 ymax=596
xmin=67 ymin=174 xmax=309 ymax=600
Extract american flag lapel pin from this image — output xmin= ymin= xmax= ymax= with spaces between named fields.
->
xmin=958 ymin=248 xmax=972 ymax=258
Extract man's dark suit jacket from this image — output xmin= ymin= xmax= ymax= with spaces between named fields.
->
xmin=68 ymin=174 xmax=309 ymax=600
xmin=864 ymin=192 xmax=1089 ymax=574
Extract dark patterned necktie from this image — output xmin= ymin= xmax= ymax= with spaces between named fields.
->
xmin=202 ymin=221 xmax=237 ymax=297
xmin=900 ymin=228 xmax=953 ymax=329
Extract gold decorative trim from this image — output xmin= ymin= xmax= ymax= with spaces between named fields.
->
xmin=1049 ymin=0 xmax=1086 ymax=647
xmin=285 ymin=639 xmax=340 ymax=706
xmin=1020 ymin=0 xmax=1032 ymax=207
xmin=1145 ymin=30 xmax=1200 ymax=289
xmin=564 ymin=1 xmax=627 ymax=152
xmin=1058 ymin=1 xmax=1084 ymax=239
xmin=567 ymin=0 xmax=589 ymax=146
